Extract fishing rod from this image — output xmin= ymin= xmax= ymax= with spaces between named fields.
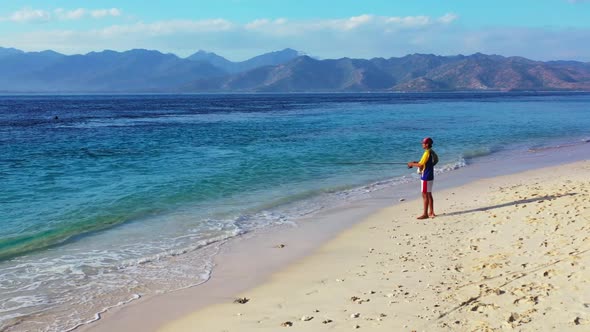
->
xmin=332 ymin=161 xmax=409 ymax=165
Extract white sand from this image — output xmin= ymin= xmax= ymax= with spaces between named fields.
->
xmin=159 ymin=161 xmax=590 ymax=331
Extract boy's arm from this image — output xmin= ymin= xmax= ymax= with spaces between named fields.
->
xmin=407 ymin=161 xmax=420 ymax=168
xmin=407 ymin=150 xmax=430 ymax=168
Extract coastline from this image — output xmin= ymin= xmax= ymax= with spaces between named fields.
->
xmin=78 ymin=148 xmax=590 ymax=331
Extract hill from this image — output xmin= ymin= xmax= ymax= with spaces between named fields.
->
xmin=1 ymin=48 xmax=589 ymax=92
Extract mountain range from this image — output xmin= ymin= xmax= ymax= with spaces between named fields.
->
xmin=1 ymin=47 xmax=589 ymax=93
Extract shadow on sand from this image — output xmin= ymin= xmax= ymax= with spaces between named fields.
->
xmin=441 ymin=193 xmax=577 ymax=217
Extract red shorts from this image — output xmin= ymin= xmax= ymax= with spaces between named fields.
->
xmin=421 ymin=180 xmax=433 ymax=193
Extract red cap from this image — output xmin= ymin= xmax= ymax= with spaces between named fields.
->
xmin=422 ymin=137 xmax=433 ymax=145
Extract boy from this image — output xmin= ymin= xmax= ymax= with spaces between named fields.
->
xmin=407 ymin=137 xmax=436 ymax=219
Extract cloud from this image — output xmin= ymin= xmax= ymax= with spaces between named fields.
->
xmin=1 ymin=7 xmax=122 ymax=22
xmin=2 ymin=13 xmax=590 ymax=62
xmin=54 ymin=8 xmax=86 ymax=20
xmin=91 ymin=8 xmax=122 ymax=18
xmin=6 ymin=7 xmax=51 ymax=23
xmin=245 ymin=18 xmax=286 ymax=30
xmin=340 ymin=14 xmax=374 ymax=30
xmin=385 ymin=15 xmax=430 ymax=27
xmin=98 ymin=19 xmax=234 ymax=37
xmin=242 ymin=13 xmax=456 ymax=36
xmin=438 ymin=13 xmax=458 ymax=24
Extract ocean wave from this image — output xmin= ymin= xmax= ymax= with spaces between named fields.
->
xmin=0 ymin=236 xmax=223 ymax=332
xmin=0 ymin=295 xmax=49 ymax=314
xmin=435 ymin=159 xmax=467 ymax=174
xmin=130 ymin=230 xmax=241 ymax=266
xmin=0 ymin=215 xmax=137 ymax=263
xmin=461 ymin=146 xmax=496 ymax=160
xmin=527 ymin=137 xmax=590 ymax=152
xmin=63 ymin=294 xmax=141 ymax=332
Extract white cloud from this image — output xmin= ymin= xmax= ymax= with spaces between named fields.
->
xmin=98 ymin=19 xmax=233 ymax=37
xmin=342 ymin=14 xmax=374 ymax=30
xmin=2 ymin=14 xmax=590 ymax=62
xmin=7 ymin=7 xmax=51 ymax=23
xmin=245 ymin=18 xmax=288 ymax=30
xmin=91 ymin=8 xmax=122 ymax=18
xmin=1 ymin=7 xmax=122 ymax=22
xmin=245 ymin=19 xmax=271 ymax=29
xmin=385 ymin=15 xmax=430 ymax=27
xmin=242 ymin=13 xmax=455 ymax=36
xmin=438 ymin=13 xmax=458 ymax=24
xmin=55 ymin=8 xmax=86 ymax=20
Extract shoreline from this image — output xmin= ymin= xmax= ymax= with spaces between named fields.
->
xmin=82 ymin=143 xmax=590 ymax=332
xmin=81 ymin=185 xmax=405 ymax=331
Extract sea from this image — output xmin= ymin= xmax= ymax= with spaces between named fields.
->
xmin=1 ymin=92 xmax=590 ymax=331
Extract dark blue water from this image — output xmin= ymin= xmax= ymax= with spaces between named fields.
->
xmin=1 ymin=92 xmax=590 ymax=331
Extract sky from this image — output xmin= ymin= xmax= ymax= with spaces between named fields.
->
xmin=1 ymin=0 xmax=589 ymax=61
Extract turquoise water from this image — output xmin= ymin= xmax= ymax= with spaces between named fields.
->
xmin=1 ymin=92 xmax=590 ymax=331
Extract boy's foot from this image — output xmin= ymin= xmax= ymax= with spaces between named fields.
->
xmin=416 ymin=215 xmax=428 ymax=220
xmin=429 ymin=213 xmax=436 ymax=218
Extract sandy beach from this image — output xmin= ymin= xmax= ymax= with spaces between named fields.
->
xmin=150 ymin=160 xmax=590 ymax=332
xmin=80 ymin=158 xmax=590 ymax=332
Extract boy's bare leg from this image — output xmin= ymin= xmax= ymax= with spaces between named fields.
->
xmin=427 ymin=193 xmax=436 ymax=217
xmin=417 ymin=193 xmax=429 ymax=219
